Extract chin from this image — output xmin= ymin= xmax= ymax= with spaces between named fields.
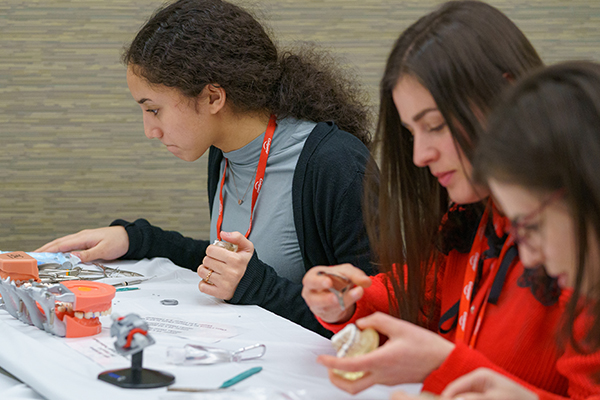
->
xmin=447 ymin=181 xmax=489 ymax=205
xmin=169 ymin=149 xmax=195 ymax=162
xmin=447 ymin=190 xmax=486 ymax=205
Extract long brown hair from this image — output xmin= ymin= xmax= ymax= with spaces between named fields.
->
xmin=475 ymin=61 xmax=600 ymax=354
xmin=122 ymin=0 xmax=372 ymax=143
xmin=365 ymin=0 xmax=543 ymax=326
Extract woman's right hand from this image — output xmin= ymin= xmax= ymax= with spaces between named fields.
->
xmin=301 ymin=263 xmax=371 ymax=324
xmin=35 ymin=226 xmax=129 ymax=263
xmin=440 ymin=368 xmax=539 ymax=400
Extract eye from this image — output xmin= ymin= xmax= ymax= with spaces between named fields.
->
xmin=145 ymin=109 xmax=158 ymax=116
xmin=428 ymin=122 xmax=446 ymax=132
xmin=522 ymin=222 xmax=540 ymax=233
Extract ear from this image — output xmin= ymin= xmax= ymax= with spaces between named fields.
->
xmin=203 ymin=84 xmax=227 ymax=114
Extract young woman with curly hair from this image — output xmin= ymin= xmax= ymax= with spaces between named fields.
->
xmin=37 ymin=0 xmax=376 ymax=337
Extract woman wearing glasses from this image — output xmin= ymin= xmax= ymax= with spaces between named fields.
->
xmin=423 ymin=61 xmax=600 ymax=400
xmin=302 ymin=2 xmax=600 ymax=398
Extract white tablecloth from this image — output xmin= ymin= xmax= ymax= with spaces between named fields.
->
xmin=0 ymin=258 xmax=420 ymax=399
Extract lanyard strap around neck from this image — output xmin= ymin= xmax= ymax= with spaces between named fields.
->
xmin=216 ymin=114 xmax=277 ymax=240
xmin=455 ymin=201 xmax=515 ymax=348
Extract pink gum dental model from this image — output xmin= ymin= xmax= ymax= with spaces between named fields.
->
xmin=0 ymin=251 xmax=116 ymax=337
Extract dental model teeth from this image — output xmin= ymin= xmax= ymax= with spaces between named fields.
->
xmin=330 ymin=324 xmax=379 ymax=381
xmin=0 ymin=259 xmax=116 ymax=337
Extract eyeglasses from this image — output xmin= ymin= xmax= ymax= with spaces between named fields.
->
xmin=509 ymin=189 xmax=565 ymax=250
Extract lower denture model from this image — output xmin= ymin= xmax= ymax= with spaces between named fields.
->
xmin=0 ymin=251 xmax=115 ymax=337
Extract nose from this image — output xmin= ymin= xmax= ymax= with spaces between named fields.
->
xmin=144 ymin=123 xmax=163 ymax=140
xmin=412 ymin=132 xmax=438 ymax=168
xmin=517 ymin=243 xmax=544 ymax=269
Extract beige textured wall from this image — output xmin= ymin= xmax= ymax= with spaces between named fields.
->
xmin=1 ymin=0 xmax=599 ymax=250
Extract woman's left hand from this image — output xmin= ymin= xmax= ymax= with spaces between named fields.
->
xmin=197 ymin=231 xmax=254 ymax=301
xmin=317 ymin=312 xmax=455 ymax=395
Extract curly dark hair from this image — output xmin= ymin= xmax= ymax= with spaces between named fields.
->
xmin=122 ymin=0 xmax=371 ymax=144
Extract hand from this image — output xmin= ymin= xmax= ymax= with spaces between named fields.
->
xmin=197 ymin=231 xmax=254 ymax=301
xmin=391 ymin=390 xmax=438 ymax=400
xmin=317 ymin=312 xmax=455 ymax=394
xmin=440 ymin=368 xmax=539 ymax=400
xmin=35 ymin=226 xmax=129 ymax=263
xmin=302 ymin=264 xmax=371 ymax=324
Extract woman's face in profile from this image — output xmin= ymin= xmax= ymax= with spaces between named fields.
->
xmin=392 ymin=75 xmax=487 ymax=205
xmin=488 ymin=178 xmax=589 ymax=291
xmin=126 ymin=66 xmax=222 ymax=162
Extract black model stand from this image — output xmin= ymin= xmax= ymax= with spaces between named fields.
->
xmin=98 ymin=350 xmax=175 ymax=389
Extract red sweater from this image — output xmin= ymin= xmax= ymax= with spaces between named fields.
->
xmin=319 ymin=213 xmax=600 ymax=399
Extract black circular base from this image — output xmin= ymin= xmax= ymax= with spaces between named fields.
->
xmin=98 ymin=367 xmax=175 ymax=389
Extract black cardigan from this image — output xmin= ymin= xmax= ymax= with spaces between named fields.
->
xmin=112 ymin=121 xmax=376 ymax=337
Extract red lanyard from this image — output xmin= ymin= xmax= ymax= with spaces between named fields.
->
xmin=455 ymin=201 xmax=515 ymax=348
xmin=216 ymin=115 xmax=277 ymax=240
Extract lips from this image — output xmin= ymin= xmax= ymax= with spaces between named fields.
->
xmin=434 ymin=171 xmax=455 ymax=187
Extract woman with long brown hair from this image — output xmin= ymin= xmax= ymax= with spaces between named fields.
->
xmin=303 ymin=1 xmax=600 ymax=398
xmin=433 ymin=60 xmax=600 ymax=400
xmin=37 ymin=0 xmax=376 ymax=337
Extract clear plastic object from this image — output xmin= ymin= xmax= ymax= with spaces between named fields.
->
xmin=212 ymin=240 xmax=238 ymax=252
xmin=167 ymin=343 xmax=266 ymax=365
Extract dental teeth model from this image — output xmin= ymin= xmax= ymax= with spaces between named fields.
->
xmin=98 ymin=313 xmax=175 ymax=388
xmin=330 ymin=323 xmax=379 ymax=381
xmin=0 ymin=251 xmax=116 ymax=338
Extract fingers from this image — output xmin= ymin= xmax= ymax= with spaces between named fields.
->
xmin=441 ymin=370 xmax=490 ymax=398
xmin=34 ymin=227 xmax=129 ymax=263
xmin=198 ymin=266 xmax=230 ymax=298
xmin=219 ymin=231 xmax=254 ymax=253
xmin=317 ymin=354 xmax=374 ymax=372
xmin=327 ymin=368 xmax=377 ymax=395
xmin=71 ymin=249 xmax=97 ymax=263
xmin=36 ymin=234 xmax=86 ymax=253
xmin=196 ymin=255 xmax=239 ymax=301
xmin=390 ymin=390 xmax=421 ymax=400
xmin=302 ymin=267 xmax=362 ymax=323
xmin=356 ymin=311 xmax=406 ymax=336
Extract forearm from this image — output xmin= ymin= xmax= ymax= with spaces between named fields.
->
xmin=423 ymin=343 xmax=568 ymax=399
xmin=110 ymin=219 xmax=209 ymax=270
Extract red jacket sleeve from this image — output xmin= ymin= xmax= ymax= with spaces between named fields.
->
xmin=423 ymin=310 xmax=600 ymax=400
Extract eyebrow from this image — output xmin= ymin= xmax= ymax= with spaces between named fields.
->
xmin=137 ymin=98 xmax=151 ymax=105
xmin=412 ymin=107 xmax=439 ymax=122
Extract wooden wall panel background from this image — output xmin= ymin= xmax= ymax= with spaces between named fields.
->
xmin=1 ymin=0 xmax=599 ymax=250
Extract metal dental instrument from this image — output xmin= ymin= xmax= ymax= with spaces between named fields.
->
xmin=317 ymin=270 xmax=356 ymax=311
xmin=37 ymin=263 xmax=144 ymax=284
